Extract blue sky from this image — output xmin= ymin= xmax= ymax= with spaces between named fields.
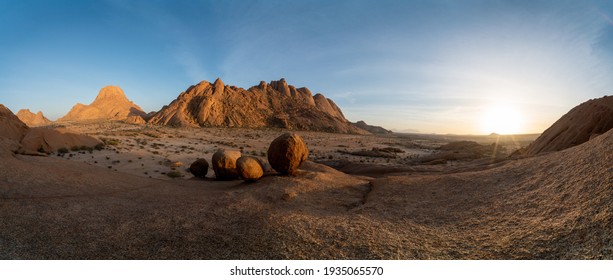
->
xmin=1 ymin=0 xmax=612 ymax=134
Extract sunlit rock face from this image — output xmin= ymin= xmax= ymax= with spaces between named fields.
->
xmin=58 ymin=86 xmax=146 ymax=122
xmin=148 ymin=78 xmax=369 ymax=134
xmin=525 ymin=95 xmax=613 ymax=155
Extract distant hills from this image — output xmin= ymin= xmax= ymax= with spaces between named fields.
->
xmin=16 ymin=109 xmax=52 ymax=127
xmin=50 ymin=78 xmax=390 ymax=134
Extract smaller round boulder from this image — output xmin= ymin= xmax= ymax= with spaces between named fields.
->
xmin=212 ymin=150 xmax=242 ymax=180
xmin=267 ymin=133 xmax=309 ymax=175
xmin=189 ymin=158 xmax=209 ymax=178
xmin=236 ymin=156 xmax=264 ymax=181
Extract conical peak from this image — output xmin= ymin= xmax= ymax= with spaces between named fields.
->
xmin=94 ymin=86 xmax=127 ymax=102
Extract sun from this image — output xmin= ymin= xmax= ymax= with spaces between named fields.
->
xmin=480 ymin=104 xmax=524 ymax=135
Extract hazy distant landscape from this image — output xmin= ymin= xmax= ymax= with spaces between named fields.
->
xmin=1 ymin=1 xmax=613 ymax=260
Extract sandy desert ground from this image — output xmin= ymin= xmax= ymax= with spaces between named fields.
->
xmin=2 ymin=120 xmax=611 ymax=259
xmin=40 ymin=121 xmax=538 ymax=181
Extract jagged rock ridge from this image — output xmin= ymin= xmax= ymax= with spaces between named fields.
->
xmin=16 ymin=109 xmax=52 ymax=127
xmin=525 ymin=95 xmax=613 ymax=155
xmin=148 ymin=78 xmax=369 ymax=134
xmin=58 ymin=86 xmax=146 ymax=122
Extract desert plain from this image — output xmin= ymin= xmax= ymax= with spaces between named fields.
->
xmin=1 ymin=121 xmax=611 ymax=259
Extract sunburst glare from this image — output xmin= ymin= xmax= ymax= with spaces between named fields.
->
xmin=481 ymin=103 xmax=524 ymax=135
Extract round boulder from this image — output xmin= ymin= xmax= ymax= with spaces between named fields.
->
xmin=236 ymin=156 xmax=264 ymax=181
xmin=189 ymin=158 xmax=209 ymax=178
xmin=212 ymin=150 xmax=242 ymax=180
xmin=267 ymin=133 xmax=308 ymax=175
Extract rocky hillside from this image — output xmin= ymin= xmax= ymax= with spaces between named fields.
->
xmin=58 ymin=86 xmax=146 ymax=122
xmin=148 ymin=78 xmax=369 ymax=134
xmin=0 ymin=105 xmax=30 ymax=154
xmin=525 ymin=95 xmax=613 ymax=155
xmin=352 ymin=120 xmax=392 ymax=134
xmin=16 ymin=109 xmax=52 ymax=127
xmin=1 ymin=104 xmax=102 ymax=155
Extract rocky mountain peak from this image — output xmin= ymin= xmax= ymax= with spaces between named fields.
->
xmin=16 ymin=109 xmax=52 ymax=127
xmin=92 ymin=86 xmax=129 ymax=103
xmin=58 ymin=86 xmax=146 ymax=122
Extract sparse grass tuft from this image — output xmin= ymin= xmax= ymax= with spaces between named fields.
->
xmin=166 ymin=171 xmax=183 ymax=178
xmin=101 ymin=138 xmax=121 ymax=146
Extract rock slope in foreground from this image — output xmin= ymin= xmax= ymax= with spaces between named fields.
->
xmin=0 ymin=105 xmax=29 ymax=155
xmin=148 ymin=78 xmax=369 ymax=134
xmin=525 ymin=95 xmax=613 ymax=155
xmin=1 ymin=104 xmax=102 ymax=155
xmin=58 ymin=86 xmax=146 ymax=122
xmin=16 ymin=109 xmax=52 ymax=127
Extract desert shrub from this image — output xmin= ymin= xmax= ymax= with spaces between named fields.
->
xmin=166 ymin=171 xmax=183 ymax=178
xmin=142 ymin=132 xmax=160 ymax=138
xmin=337 ymin=149 xmax=397 ymax=159
xmin=94 ymin=143 xmax=104 ymax=151
xmin=70 ymin=146 xmax=80 ymax=151
xmin=101 ymin=138 xmax=121 ymax=146
xmin=57 ymin=147 xmax=69 ymax=154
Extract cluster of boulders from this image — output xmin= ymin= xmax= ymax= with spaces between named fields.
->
xmin=189 ymin=132 xmax=309 ymax=181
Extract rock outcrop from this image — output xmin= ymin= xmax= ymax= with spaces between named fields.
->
xmin=21 ymin=127 xmax=103 ymax=154
xmin=352 ymin=120 xmax=392 ymax=134
xmin=16 ymin=109 xmax=52 ymax=127
xmin=1 ymin=105 xmax=101 ymax=156
xmin=0 ymin=105 xmax=30 ymax=155
xmin=525 ymin=95 xmax=613 ymax=155
xmin=124 ymin=115 xmax=146 ymax=125
xmin=148 ymin=78 xmax=368 ymax=134
xmin=58 ymin=86 xmax=146 ymax=122
xmin=267 ymin=133 xmax=309 ymax=175
xmin=0 ymin=105 xmax=29 ymax=144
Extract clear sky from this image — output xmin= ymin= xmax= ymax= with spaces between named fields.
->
xmin=1 ymin=0 xmax=612 ymax=134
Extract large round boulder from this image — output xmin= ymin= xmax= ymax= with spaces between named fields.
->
xmin=189 ymin=158 xmax=209 ymax=178
xmin=267 ymin=133 xmax=308 ymax=175
xmin=212 ymin=150 xmax=242 ymax=180
xmin=236 ymin=156 xmax=264 ymax=181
